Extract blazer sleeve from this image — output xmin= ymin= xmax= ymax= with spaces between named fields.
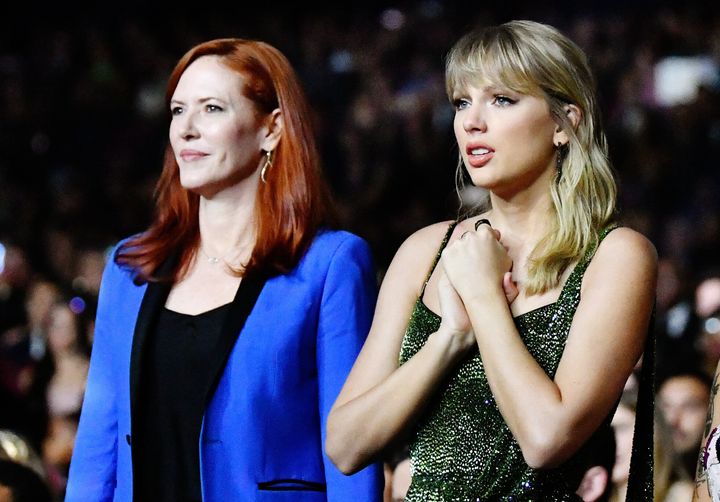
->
xmin=65 ymin=254 xmax=122 ymax=501
xmin=316 ymin=233 xmax=384 ymax=501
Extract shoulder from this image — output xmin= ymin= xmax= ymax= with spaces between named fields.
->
xmin=307 ymin=229 xmax=372 ymax=263
xmin=312 ymin=228 xmax=368 ymax=250
xmin=93 ymin=236 xmax=148 ymax=319
xmin=109 ymin=233 xmax=142 ymax=263
xmin=394 ymin=220 xmax=457 ymax=262
xmin=103 ymin=235 xmax=144 ymax=285
xmin=593 ymin=226 xmax=657 ymax=269
xmin=583 ymin=226 xmax=658 ymax=292
xmin=383 ymin=220 xmax=457 ymax=284
xmin=294 ymin=229 xmax=377 ymax=283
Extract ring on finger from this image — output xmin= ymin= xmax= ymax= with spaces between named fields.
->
xmin=475 ymin=218 xmax=492 ymax=231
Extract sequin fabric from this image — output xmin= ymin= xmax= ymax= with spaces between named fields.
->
xmin=398 ymin=223 xmax=621 ymax=501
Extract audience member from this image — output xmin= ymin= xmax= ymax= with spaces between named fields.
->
xmin=575 ymin=426 xmax=616 ymax=502
xmin=657 ymin=369 xmax=713 ymax=481
xmin=655 ymin=408 xmax=694 ymax=502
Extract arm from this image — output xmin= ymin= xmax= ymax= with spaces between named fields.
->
xmin=694 ymin=366 xmax=720 ymax=502
xmin=65 ymin=254 xmax=122 ymax=501
xmin=325 ymin=223 xmax=476 ymax=475
xmin=442 ymin=226 xmax=657 ymax=468
xmin=316 ymin=234 xmax=383 ymax=500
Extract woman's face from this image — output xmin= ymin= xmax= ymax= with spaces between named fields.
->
xmin=452 ymin=83 xmax=560 ymax=199
xmin=169 ymin=55 xmax=270 ymax=198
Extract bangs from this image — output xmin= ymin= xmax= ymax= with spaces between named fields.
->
xmin=446 ymin=28 xmax=541 ymax=99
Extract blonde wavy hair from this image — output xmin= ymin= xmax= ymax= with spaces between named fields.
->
xmin=446 ymin=20 xmax=617 ymax=295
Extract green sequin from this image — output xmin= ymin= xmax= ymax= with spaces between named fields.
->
xmin=398 ymin=223 xmax=619 ymax=501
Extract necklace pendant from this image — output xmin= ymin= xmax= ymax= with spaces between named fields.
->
xmin=207 ymin=256 xmax=220 ymax=264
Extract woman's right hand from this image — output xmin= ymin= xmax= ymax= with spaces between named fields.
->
xmin=442 ymin=224 xmax=513 ymax=306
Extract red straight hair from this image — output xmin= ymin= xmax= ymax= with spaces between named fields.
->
xmin=116 ymin=38 xmax=334 ymax=282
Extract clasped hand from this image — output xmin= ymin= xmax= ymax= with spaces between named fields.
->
xmin=437 ymin=225 xmax=517 ymax=347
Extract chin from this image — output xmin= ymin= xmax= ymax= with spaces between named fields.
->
xmin=178 ymin=176 xmax=210 ymax=196
xmin=468 ymin=176 xmax=501 ymax=192
xmin=466 ymin=171 xmax=488 ymax=185
xmin=178 ymin=170 xmax=210 ymax=189
xmin=178 ymin=179 xmax=203 ymax=193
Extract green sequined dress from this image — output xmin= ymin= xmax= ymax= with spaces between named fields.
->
xmin=398 ymin=222 xmax=642 ymax=501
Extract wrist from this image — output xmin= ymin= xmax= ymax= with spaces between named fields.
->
xmin=431 ymin=325 xmax=474 ymax=361
xmin=465 ymin=283 xmax=507 ymax=309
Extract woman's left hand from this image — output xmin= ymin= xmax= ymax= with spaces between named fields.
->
xmin=502 ymin=271 xmax=519 ymax=304
xmin=437 ymin=269 xmax=474 ymax=346
xmin=441 ymin=225 xmax=513 ymax=303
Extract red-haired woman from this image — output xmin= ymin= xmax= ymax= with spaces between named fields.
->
xmin=65 ymin=39 xmax=383 ymax=502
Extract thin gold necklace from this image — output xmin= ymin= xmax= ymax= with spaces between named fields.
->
xmin=199 ymin=246 xmax=232 ymax=265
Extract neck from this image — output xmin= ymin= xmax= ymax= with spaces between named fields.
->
xmin=487 ymin=187 xmax=553 ymax=247
xmin=197 ymin=181 xmax=258 ymax=262
xmin=481 ymin=180 xmax=555 ymax=289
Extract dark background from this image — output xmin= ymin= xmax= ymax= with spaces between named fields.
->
xmin=1 ymin=2 xmax=719 ymax=499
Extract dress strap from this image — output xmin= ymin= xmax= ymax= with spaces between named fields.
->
xmin=419 ymin=220 xmax=459 ymax=299
xmin=570 ymin=223 xmax=620 ymax=279
xmin=625 ymin=315 xmax=655 ymax=501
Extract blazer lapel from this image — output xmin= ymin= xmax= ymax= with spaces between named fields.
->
xmin=128 ymin=263 xmax=269 ymax=414
xmin=129 ymin=255 xmax=177 ymax=420
xmin=127 ymin=257 xmax=267 ymax=442
xmin=201 ymin=270 xmax=268 ymax=407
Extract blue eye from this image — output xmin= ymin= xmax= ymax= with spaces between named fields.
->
xmin=492 ymin=95 xmax=516 ymax=106
xmin=453 ymin=98 xmax=470 ymax=111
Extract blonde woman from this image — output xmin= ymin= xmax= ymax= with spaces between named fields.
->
xmin=326 ymin=20 xmax=656 ymax=501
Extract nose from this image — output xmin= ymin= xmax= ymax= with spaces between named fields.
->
xmin=176 ymin=110 xmax=199 ymax=141
xmin=463 ymin=103 xmax=487 ymax=133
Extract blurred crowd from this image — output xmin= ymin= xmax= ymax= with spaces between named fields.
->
xmin=1 ymin=2 xmax=720 ymax=500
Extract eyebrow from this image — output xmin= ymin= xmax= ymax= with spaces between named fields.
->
xmin=169 ymin=96 xmax=227 ymax=105
xmin=451 ymin=84 xmax=510 ymax=98
xmin=481 ymin=84 xmax=512 ymax=93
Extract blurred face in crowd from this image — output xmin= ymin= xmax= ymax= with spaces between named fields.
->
xmin=658 ymin=375 xmax=711 ymax=454
xmin=169 ymin=55 xmax=269 ymax=198
xmin=25 ymin=280 xmax=60 ymax=330
xmin=47 ymin=303 xmax=79 ymax=354
xmin=696 ymin=277 xmax=720 ymax=319
xmin=452 ymin=83 xmax=560 ymax=199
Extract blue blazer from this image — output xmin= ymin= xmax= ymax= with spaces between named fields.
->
xmin=66 ymin=230 xmax=383 ymax=501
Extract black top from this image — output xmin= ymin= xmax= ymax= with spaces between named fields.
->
xmin=134 ymin=303 xmax=231 ymax=502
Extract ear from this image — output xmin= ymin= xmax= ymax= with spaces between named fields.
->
xmin=553 ymin=104 xmax=582 ymax=146
xmin=260 ymin=108 xmax=283 ymax=152
xmin=575 ymin=465 xmax=609 ymax=502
